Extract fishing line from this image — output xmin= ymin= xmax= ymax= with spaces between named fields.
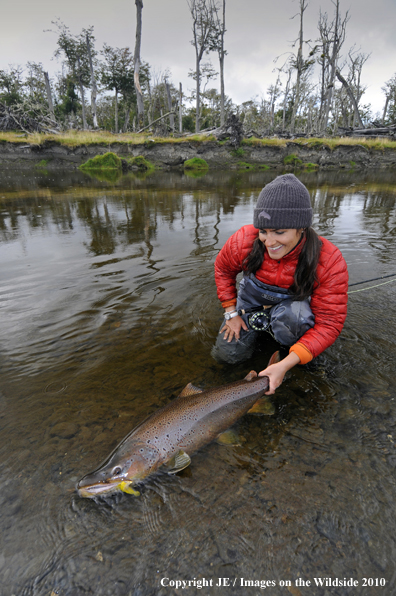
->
xmin=348 ymin=273 xmax=396 ymax=294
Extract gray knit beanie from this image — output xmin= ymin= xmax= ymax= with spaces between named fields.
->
xmin=253 ymin=174 xmax=313 ymax=229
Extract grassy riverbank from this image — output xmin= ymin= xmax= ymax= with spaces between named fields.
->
xmin=2 ymin=130 xmax=396 ymax=172
xmin=1 ymin=130 xmax=396 ymax=151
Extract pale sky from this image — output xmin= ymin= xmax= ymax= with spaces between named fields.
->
xmin=2 ymin=0 xmax=396 ymax=116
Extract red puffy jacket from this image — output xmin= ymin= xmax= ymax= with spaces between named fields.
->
xmin=214 ymin=225 xmax=348 ymax=364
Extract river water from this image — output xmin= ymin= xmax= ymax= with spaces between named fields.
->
xmin=0 ymin=167 xmax=396 ymax=596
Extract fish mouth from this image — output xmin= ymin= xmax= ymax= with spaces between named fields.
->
xmin=77 ymin=477 xmax=142 ymax=498
xmin=77 ymin=480 xmax=122 ymax=498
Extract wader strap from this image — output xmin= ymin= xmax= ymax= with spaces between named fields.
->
xmin=237 ymin=274 xmax=296 ymax=312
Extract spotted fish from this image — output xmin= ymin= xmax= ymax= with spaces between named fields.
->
xmin=77 ymin=352 xmax=280 ymax=498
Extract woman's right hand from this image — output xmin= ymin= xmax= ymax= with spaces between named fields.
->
xmin=220 ymin=315 xmax=248 ymax=342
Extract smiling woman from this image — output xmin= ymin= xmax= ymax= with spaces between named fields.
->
xmin=258 ymin=228 xmax=303 ymax=260
xmin=213 ymin=174 xmax=349 ymax=394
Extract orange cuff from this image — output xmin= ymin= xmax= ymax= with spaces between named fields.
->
xmin=221 ymin=299 xmax=237 ymax=309
xmin=289 ymin=342 xmax=313 ymax=365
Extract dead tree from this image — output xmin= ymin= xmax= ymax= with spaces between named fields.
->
xmin=335 ymin=69 xmax=364 ymax=128
xmin=43 ymin=72 xmax=56 ymax=123
xmin=134 ymin=0 xmax=145 ymax=129
xmin=318 ymin=0 xmax=349 ymax=131
xmin=85 ymin=30 xmax=98 ymax=128
xmin=187 ymin=0 xmax=217 ymax=133
xmin=165 ymin=80 xmax=175 ymax=132
xmin=0 ymin=101 xmax=60 ymax=133
xmin=290 ymin=0 xmax=308 ymax=133
xmin=213 ymin=0 xmax=226 ymax=126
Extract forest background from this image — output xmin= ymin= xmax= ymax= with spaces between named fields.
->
xmin=1 ymin=0 xmax=396 ymax=137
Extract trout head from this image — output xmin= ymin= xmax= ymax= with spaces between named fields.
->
xmin=76 ymin=442 xmax=160 ymax=498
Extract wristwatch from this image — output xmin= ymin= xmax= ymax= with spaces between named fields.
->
xmin=224 ymin=310 xmax=239 ymax=320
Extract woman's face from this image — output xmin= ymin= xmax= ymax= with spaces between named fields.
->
xmin=259 ymin=228 xmax=303 ymax=260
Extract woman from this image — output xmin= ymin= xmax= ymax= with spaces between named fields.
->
xmin=213 ymin=174 xmax=348 ymax=395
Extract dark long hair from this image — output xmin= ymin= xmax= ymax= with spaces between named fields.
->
xmin=243 ymin=227 xmax=322 ymax=300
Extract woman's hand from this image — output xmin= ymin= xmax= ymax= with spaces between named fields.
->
xmin=259 ymin=351 xmax=301 ymax=395
xmin=220 ymin=315 xmax=248 ymax=342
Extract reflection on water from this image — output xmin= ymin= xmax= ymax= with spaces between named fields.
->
xmin=0 ymin=168 xmax=396 ymax=595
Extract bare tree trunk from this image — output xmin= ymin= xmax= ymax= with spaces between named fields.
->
xmin=43 ymin=71 xmax=56 ymax=123
xmin=319 ymin=0 xmax=349 ymax=131
xmin=195 ymin=52 xmax=201 ymax=132
xmin=335 ymin=69 xmax=364 ymax=128
xmin=165 ymin=81 xmax=175 ymax=132
xmin=382 ymin=95 xmax=390 ymax=124
xmin=114 ymin=89 xmax=118 ymax=133
xmin=187 ymin=0 xmax=216 ymax=133
xmin=86 ymin=32 xmax=98 ymax=128
xmin=290 ymin=0 xmax=308 ymax=133
xmin=218 ymin=0 xmax=226 ymax=126
xmin=179 ymin=82 xmax=183 ymax=133
xmin=137 ymin=111 xmax=176 ymax=133
xmin=123 ymin=107 xmax=130 ymax=132
xmin=282 ymin=69 xmax=292 ymax=130
xmin=76 ymin=57 xmax=87 ymax=130
xmin=147 ymin=78 xmax=153 ymax=126
xmin=134 ymin=0 xmax=144 ymax=129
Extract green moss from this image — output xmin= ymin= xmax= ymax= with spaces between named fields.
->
xmin=257 ymin=164 xmax=270 ymax=170
xmin=349 ymin=160 xmax=356 ymax=168
xmin=79 ymin=152 xmax=122 ymax=170
xmin=35 ymin=159 xmax=49 ymax=168
xmin=128 ymin=155 xmax=155 ymax=171
xmin=237 ymin=161 xmax=254 ymax=169
xmin=303 ymin=139 xmax=325 ymax=149
xmin=284 ymin=154 xmax=303 ymax=166
xmin=303 ymin=162 xmax=319 ymax=171
xmin=231 ymin=147 xmax=245 ymax=157
xmin=184 ymin=157 xmax=209 ymax=171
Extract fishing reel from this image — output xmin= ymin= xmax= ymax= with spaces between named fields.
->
xmin=248 ymin=310 xmax=271 ymax=332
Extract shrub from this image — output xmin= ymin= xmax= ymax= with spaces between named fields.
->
xmin=184 ymin=157 xmax=209 ymax=170
xmin=128 ymin=155 xmax=154 ymax=171
xmin=283 ymin=154 xmax=303 ymax=167
xmin=79 ymin=152 xmax=122 ymax=170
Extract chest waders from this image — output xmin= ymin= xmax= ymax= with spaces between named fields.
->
xmin=212 ymin=274 xmax=315 ymax=365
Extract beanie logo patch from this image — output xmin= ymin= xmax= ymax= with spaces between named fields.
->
xmin=259 ymin=210 xmax=271 ymax=220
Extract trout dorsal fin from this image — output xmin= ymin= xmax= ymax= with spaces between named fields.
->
xmin=268 ymin=351 xmax=281 ymax=366
xmin=179 ymin=382 xmax=203 ymax=397
xmin=244 ymin=370 xmax=258 ymax=382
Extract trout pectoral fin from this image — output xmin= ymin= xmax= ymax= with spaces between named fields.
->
xmin=216 ymin=429 xmax=241 ymax=446
xmin=179 ymin=383 xmax=203 ymax=397
xmin=248 ymin=398 xmax=275 ymax=416
xmin=167 ymin=450 xmax=191 ymax=474
xmin=119 ymin=481 xmax=140 ymax=496
xmin=244 ymin=370 xmax=258 ymax=382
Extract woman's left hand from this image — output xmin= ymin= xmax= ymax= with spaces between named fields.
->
xmin=259 ymin=352 xmax=301 ymax=395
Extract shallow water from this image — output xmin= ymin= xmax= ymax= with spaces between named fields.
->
xmin=0 ymin=167 xmax=396 ymax=596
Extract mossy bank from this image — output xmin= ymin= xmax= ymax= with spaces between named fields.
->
xmin=1 ymin=132 xmax=396 ymax=171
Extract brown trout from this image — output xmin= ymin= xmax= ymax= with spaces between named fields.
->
xmin=77 ymin=352 xmax=279 ymax=498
